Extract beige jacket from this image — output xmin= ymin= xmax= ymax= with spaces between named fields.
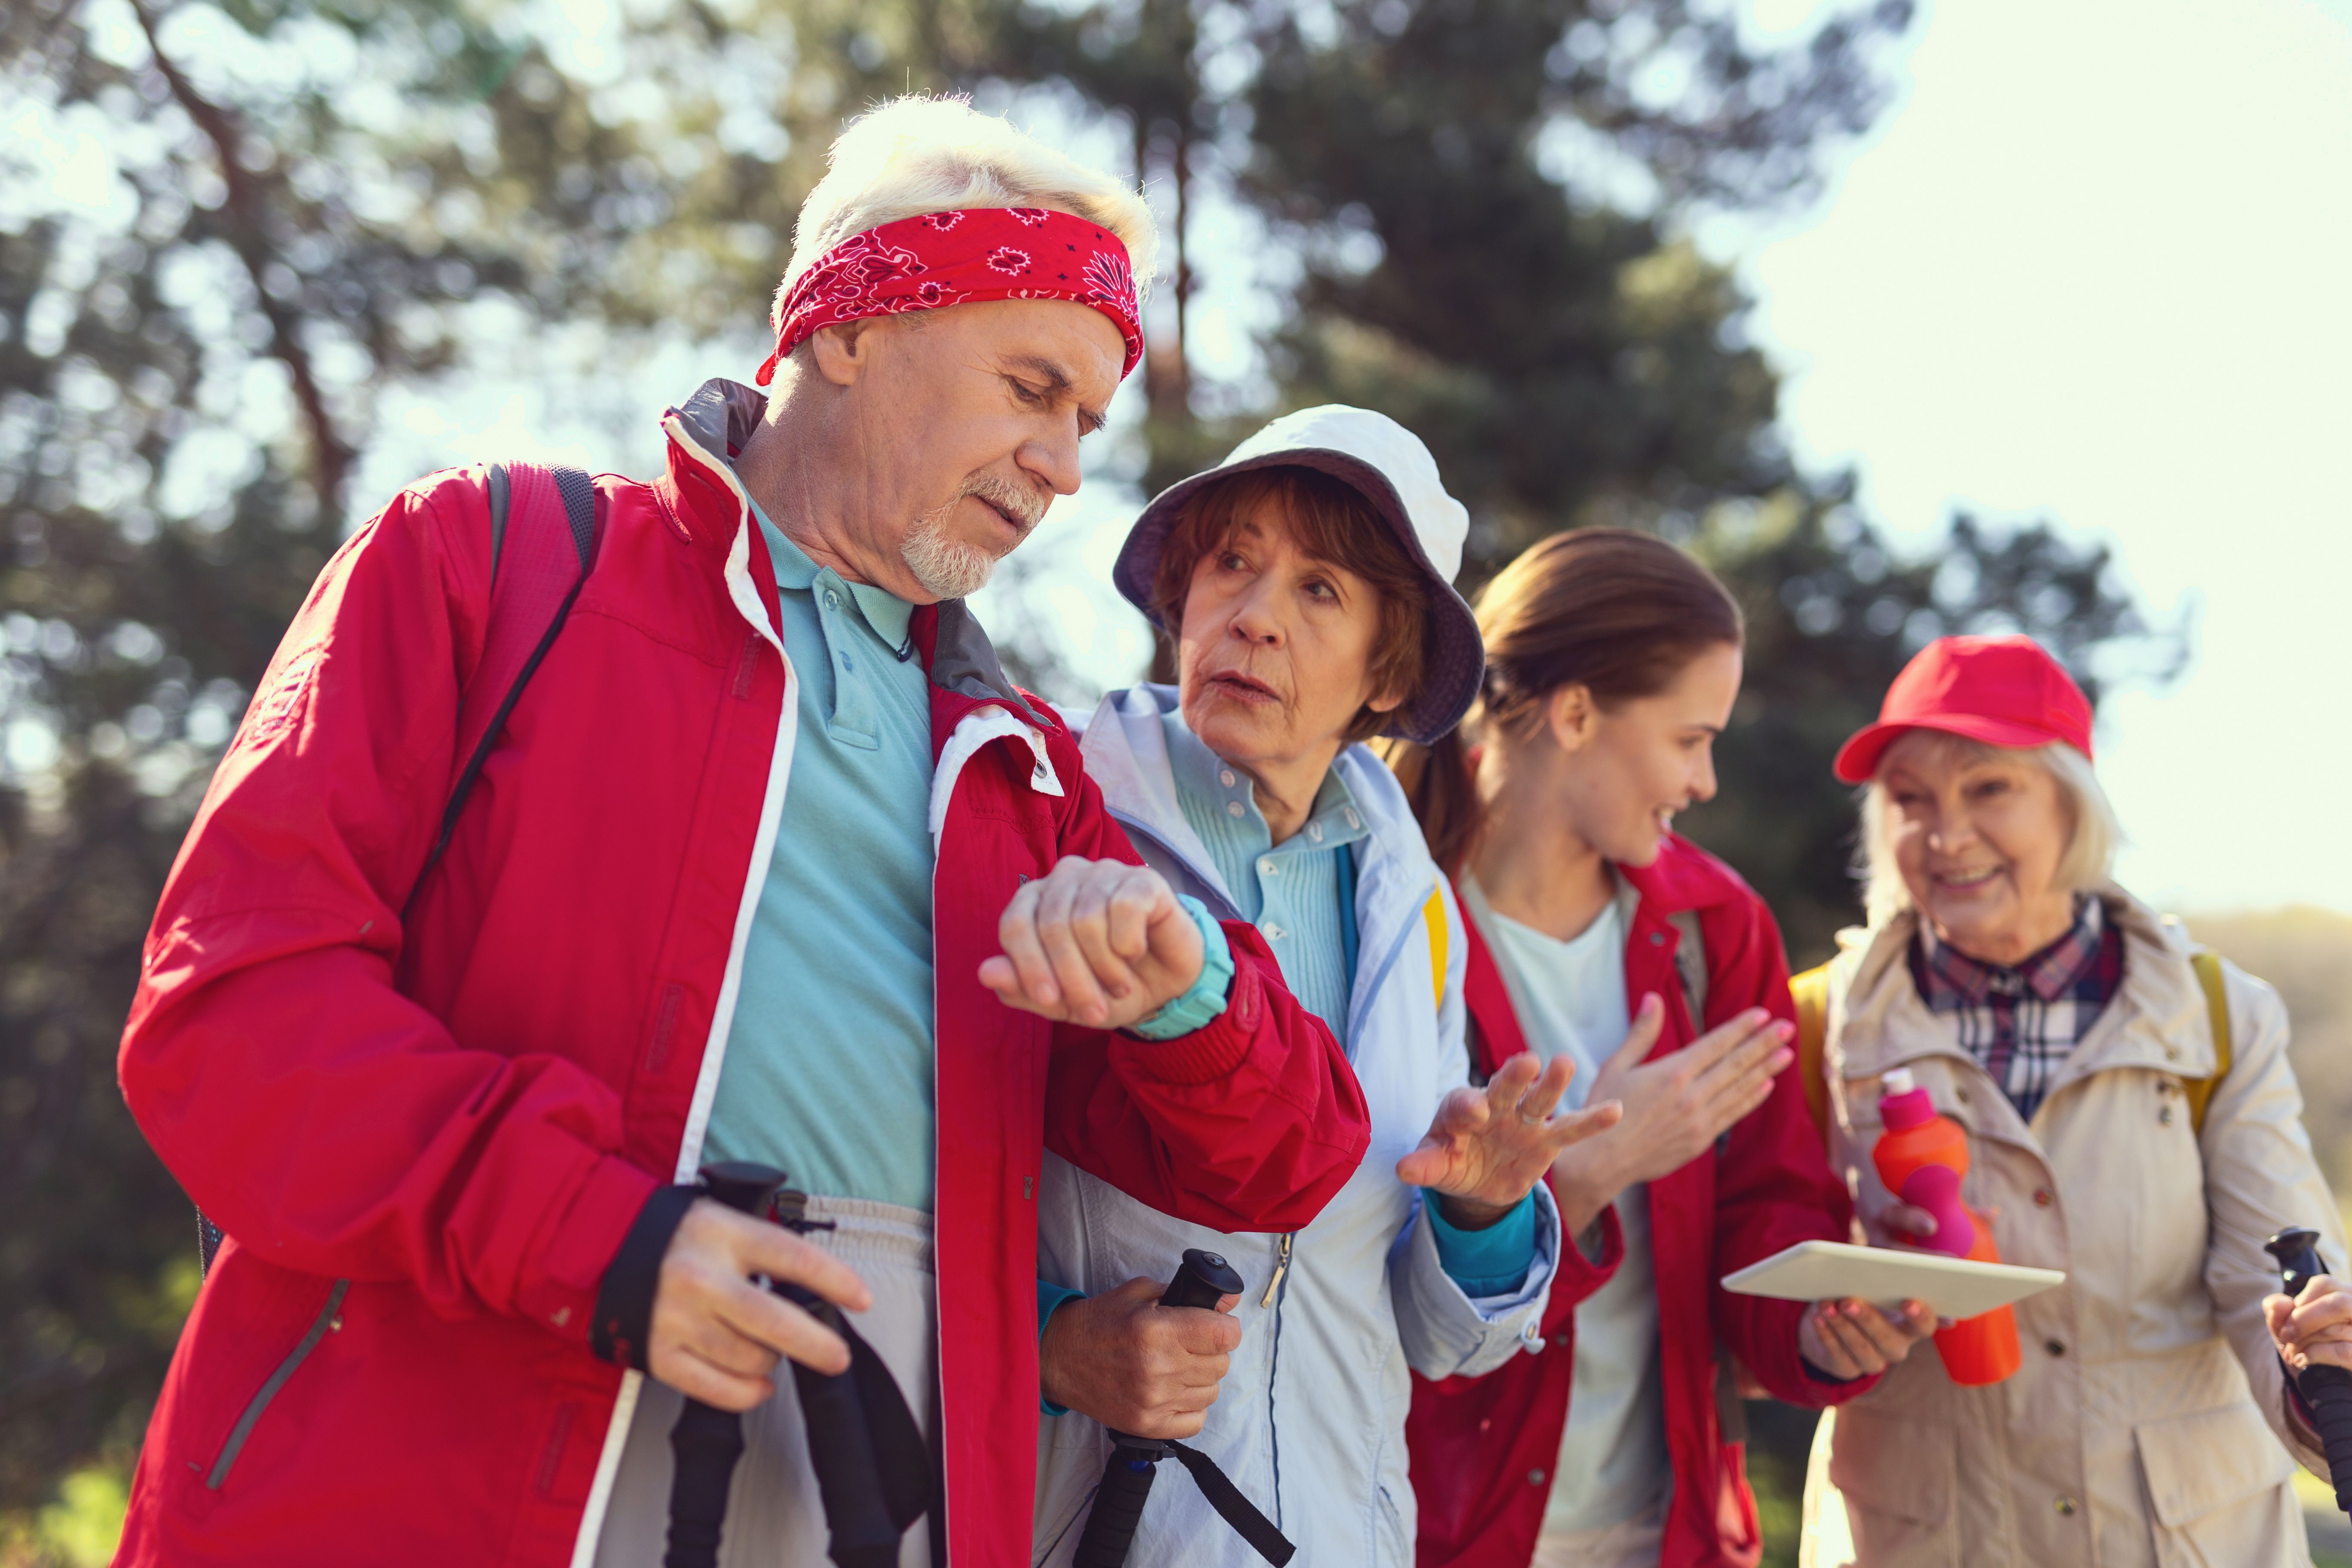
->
xmin=1798 ymin=887 xmax=2341 ymax=1568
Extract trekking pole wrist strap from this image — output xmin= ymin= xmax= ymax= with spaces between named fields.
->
xmin=593 ymin=1183 xmax=701 ymax=1369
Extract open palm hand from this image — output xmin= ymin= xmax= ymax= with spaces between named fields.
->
xmin=1396 ymin=1052 xmax=1623 ymax=1227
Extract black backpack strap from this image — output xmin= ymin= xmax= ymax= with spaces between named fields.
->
xmin=199 ymin=463 xmax=603 ymax=1279
xmin=407 ymin=462 xmax=602 ymax=907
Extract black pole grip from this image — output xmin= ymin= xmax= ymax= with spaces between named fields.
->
xmin=665 ymin=1399 xmax=747 ymax=1568
xmin=663 ymin=1163 xmax=787 ymax=1568
xmin=2266 ymin=1228 xmax=2352 ymax=1514
xmin=1161 ymin=1248 xmax=1244 ymax=1311
xmin=1072 ymin=1438 xmax=1166 ymax=1568
xmin=1072 ymin=1250 xmax=1250 ymax=1567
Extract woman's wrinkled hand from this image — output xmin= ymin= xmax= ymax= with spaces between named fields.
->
xmin=979 ymin=856 xmax=1206 ymax=1029
xmin=1395 ymin=1051 xmax=1623 ymax=1226
xmin=2266 ymin=1274 xmax=2352 ymax=1378
xmin=1039 ymin=1276 xmax=1243 ymax=1439
xmin=1798 ymin=1297 xmax=1939 ymax=1381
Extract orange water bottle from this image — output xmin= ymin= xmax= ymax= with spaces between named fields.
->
xmin=1871 ymin=1067 xmax=2023 ymax=1386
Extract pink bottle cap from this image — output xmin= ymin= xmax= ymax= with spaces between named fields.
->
xmin=1879 ymin=1066 xmax=1937 ymax=1131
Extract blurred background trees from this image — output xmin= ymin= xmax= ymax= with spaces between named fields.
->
xmin=0 ymin=0 xmax=2202 ymax=1559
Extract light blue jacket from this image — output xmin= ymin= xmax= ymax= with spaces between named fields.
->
xmin=1034 ymin=686 xmax=1561 ymax=1568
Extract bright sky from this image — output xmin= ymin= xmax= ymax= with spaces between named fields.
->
xmin=1727 ymin=0 xmax=2352 ymax=915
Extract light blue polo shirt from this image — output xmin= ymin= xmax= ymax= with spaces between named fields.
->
xmin=1162 ymin=706 xmax=1534 ymax=1292
xmin=1163 ymin=709 xmax=1366 ymax=1040
xmin=700 ymin=503 xmax=939 ymax=1211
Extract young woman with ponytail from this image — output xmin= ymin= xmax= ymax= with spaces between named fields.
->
xmin=1389 ymin=530 xmax=1934 ymax=1568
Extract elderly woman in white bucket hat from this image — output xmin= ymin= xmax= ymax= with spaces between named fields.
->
xmin=1024 ymin=409 xmax=1761 ymax=1568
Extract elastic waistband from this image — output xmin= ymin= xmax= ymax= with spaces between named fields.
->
xmin=799 ymin=1194 xmax=934 ymax=1275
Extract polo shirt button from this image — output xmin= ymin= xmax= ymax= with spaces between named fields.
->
xmin=2034 ymin=1187 xmax=2054 ymax=1208
xmin=1226 ymin=801 xmax=1244 ymax=819
xmin=1219 ymin=769 xmax=1236 ymax=787
xmin=2055 ymin=1497 xmax=2077 ymax=1517
xmin=1265 ymin=925 xmax=1286 ymax=940
xmin=824 ymin=590 xmax=839 ymax=610
xmin=1261 ymin=858 xmax=1277 ymax=876
xmin=1528 ymin=1469 xmax=1546 ymax=1487
xmin=1649 ymin=931 xmax=1666 ymax=946
xmin=2046 ymin=1339 xmax=2066 ymax=1357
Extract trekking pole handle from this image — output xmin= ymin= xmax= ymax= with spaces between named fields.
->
xmin=664 ymin=1162 xmax=789 ymax=1568
xmin=1161 ymin=1248 xmax=1246 ymax=1312
xmin=2265 ymin=1228 xmax=2352 ymax=1515
xmin=1071 ymin=1251 xmax=1248 ymax=1568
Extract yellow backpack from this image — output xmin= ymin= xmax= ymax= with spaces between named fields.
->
xmin=1789 ymin=948 xmax=2233 ymax=1139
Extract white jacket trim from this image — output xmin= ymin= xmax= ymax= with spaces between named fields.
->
xmin=571 ymin=413 xmax=802 ymax=1568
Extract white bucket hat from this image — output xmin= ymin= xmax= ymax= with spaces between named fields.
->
xmin=1112 ymin=405 xmax=1485 ymax=745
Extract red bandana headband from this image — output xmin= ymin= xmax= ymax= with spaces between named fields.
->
xmin=757 ymin=207 xmax=1144 ymax=386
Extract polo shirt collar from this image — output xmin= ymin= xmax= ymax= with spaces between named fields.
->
xmin=747 ymin=496 xmax=916 ymax=650
xmin=1160 ymin=706 xmax=1369 ymax=856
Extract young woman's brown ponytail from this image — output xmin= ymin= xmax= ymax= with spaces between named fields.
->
xmin=1379 ymin=528 xmax=1745 ymax=874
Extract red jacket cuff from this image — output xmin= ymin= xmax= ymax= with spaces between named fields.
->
xmin=1111 ymin=946 xmax=1269 ymax=1087
xmin=517 ymin=1154 xmax=662 ymax=1348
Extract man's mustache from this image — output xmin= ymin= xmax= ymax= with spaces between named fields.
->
xmin=958 ymin=471 xmax=1047 ymax=537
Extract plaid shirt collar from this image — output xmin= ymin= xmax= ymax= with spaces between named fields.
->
xmin=1915 ymin=894 xmax=2107 ymax=1008
xmin=1910 ymin=894 xmax=2123 ymax=1123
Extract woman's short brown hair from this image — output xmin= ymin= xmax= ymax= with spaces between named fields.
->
xmin=1151 ymin=465 xmax=1431 ymax=744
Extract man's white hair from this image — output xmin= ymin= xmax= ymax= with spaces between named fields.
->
xmin=774 ymin=95 xmax=1157 ymax=332
xmin=1855 ymin=728 xmax=2123 ymax=926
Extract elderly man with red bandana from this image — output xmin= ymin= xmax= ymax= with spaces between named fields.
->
xmin=110 ymin=98 xmax=1369 ymax=1568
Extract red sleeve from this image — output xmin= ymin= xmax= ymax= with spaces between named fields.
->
xmin=116 ymin=473 xmax=654 ymax=1350
xmin=1703 ymin=891 xmax=1882 ymax=1407
xmin=1035 ymin=756 xmax=1371 ymax=1234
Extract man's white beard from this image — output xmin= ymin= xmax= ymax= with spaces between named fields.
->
xmin=900 ymin=511 xmax=999 ymax=600
xmin=901 ymin=477 xmax=1040 ymax=600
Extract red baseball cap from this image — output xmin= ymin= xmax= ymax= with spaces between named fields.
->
xmin=1832 ymin=634 xmax=2093 ymax=784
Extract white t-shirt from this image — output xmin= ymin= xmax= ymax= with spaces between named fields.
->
xmin=1462 ymin=876 xmax=1672 ymax=1537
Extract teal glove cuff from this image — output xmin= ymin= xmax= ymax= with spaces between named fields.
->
xmin=1038 ymin=1280 xmax=1086 ymax=1416
xmin=1124 ymin=895 xmax=1234 ymax=1041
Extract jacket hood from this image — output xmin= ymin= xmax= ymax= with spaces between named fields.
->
xmin=1110 ymin=405 xmax=1484 ymax=745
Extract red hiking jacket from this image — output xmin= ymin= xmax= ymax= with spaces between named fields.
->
xmin=1405 ymin=836 xmax=1873 ymax=1568
xmin=111 ymin=380 xmax=1369 ymax=1568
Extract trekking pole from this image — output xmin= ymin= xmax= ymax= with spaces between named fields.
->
xmin=662 ymin=1162 xmax=930 ymax=1568
xmin=665 ymin=1161 xmax=789 ymax=1568
xmin=1072 ymin=1249 xmax=1292 ymax=1567
xmin=2265 ymin=1228 xmax=2352 ymax=1514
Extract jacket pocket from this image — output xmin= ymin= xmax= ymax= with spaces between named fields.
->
xmin=1826 ymin=1405 xmax=1958 ymax=1568
xmin=2136 ymin=1401 xmax=2298 ymax=1565
xmin=203 ymin=1279 xmax=349 ymax=1491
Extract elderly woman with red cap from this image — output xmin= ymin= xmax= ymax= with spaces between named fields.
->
xmin=1797 ymin=634 xmax=2350 ymax=1568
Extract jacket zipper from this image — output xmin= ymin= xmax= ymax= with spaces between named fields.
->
xmin=205 ymin=1279 xmax=349 ymax=1490
xmin=1262 ymin=1232 xmax=1294 ymax=1531
xmin=1259 ymin=1231 xmax=1293 ymax=1307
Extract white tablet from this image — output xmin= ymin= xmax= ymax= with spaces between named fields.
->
xmin=1721 ymin=1240 xmax=2065 ymax=1320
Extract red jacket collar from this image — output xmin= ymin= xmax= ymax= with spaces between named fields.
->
xmin=1454 ymin=833 xmax=1756 ymax=1077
